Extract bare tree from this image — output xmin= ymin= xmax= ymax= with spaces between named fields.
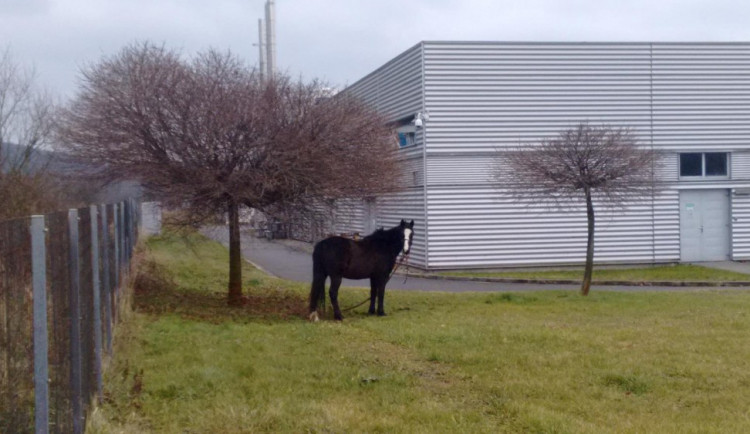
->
xmin=0 ymin=47 xmax=61 ymax=219
xmin=58 ymin=43 xmax=402 ymax=305
xmin=499 ymin=122 xmax=659 ymax=295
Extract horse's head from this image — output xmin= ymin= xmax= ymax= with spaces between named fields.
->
xmin=400 ymin=219 xmax=415 ymax=255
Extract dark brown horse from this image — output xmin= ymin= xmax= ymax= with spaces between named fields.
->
xmin=309 ymin=219 xmax=414 ymax=321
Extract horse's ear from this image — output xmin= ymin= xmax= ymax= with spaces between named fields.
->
xmin=400 ymin=219 xmax=406 ymax=227
xmin=408 ymin=220 xmax=414 ymax=229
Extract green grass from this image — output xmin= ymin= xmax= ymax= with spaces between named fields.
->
xmin=90 ymin=230 xmax=750 ymax=433
xmin=440 ymin=264 xmax=750 ymax=282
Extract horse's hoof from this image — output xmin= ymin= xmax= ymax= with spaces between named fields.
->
xmin=308 ymin=312 xmax=319 ymax=322
xmin=334 ymin=314 xmax=344 ymax=321
xmin=368 ymin=309 xmax=376 ymax=315
xmin=377 ymin=312 xmax=387 ymax=317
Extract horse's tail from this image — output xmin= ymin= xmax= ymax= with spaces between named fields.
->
xmin=309 ymin=247 xmax=326 ymax=322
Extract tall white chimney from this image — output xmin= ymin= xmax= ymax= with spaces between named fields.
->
xmin=265 ymin=0 xmax=276 ymax=78
xmin=257 ymin=18 xmax=266 ymax=81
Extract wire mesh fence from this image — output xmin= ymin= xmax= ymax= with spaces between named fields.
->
xmin=0 ymin=217 xmax=34 ymax=433
xmin=0 ymin=199 xmax=140 ymax=434
xmin=46 ymin=210 xmax=73 ymax=434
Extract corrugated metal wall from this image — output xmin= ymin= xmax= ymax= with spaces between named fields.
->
xmin=374 ymin=190 xmax=427 ymax=266
xmin=423 ymin=42 xmax=653 ymax=153
xmin=331 ymin=199 xmax=366 ymax=235
xmin=425 ymin=187 xmax=679 ymax=268
xmin=732 ymin=191 xmax=750 ymax=259
xmin=652 ymin=44 xmax=750 ymax=151
xmin=338 ymin=43 xmax=428 ymax=266
xmin=418 ymin=41 xmax=750 ymax=268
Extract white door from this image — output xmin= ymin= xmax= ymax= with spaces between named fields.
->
xmin=680 ymin=189 xmax=730 ymax=261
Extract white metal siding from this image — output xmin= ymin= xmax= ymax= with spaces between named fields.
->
xmin=659 ymin=153 xmax=679 ymax=181
xmin=343 ymin=43 xmax=427 ymax=266
xmin=732 ymin=191 xmax=750 ymax=259
xmin=331 ymin=199 xmax=366 ymax=236
xmin=414 ymin=42 xmax=750 ymax=268
xmin=732 ymin=152 xmax=750 ymax=179
xmin=422 ymin=42 xmax=655 ymax=268
xmin=653 ymin=190 xmax=681 ymax=262
xmin=346 ymin=43 xmax=426 ymax=161
xmin=423 ymin=42 xmax=653 ymax=154
xmin=348 ymin=41 xmax=750 ymax=268
xmin=401 ymin=155 xmax=425 ymax=187
xmin=427 ymin=155 xmax=494 ymax=185
xmin=652 ymin=44 xmax=750 ymax=151
xmin=374 ymin=189 xmax=427 ymax=267
xmin=426 ymin=186 xmax=678 ymax=268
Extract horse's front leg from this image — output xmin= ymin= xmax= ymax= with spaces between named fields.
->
xmin=368 ymin=278 xmax=377 ymax=315
xmin=376 ymin=282 xmax=387 ymax=316
xmin=329 ymin=276 xmax=344 ymax=321
xmin=368 ymin=275 xmax=387 ymax=316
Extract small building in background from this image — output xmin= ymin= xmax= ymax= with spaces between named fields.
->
xmin=140 ymin=202 xmax=162 ymax=236
xmin=336 ymin=41 xmax=750 ymax=270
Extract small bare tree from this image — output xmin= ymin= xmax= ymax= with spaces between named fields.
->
xmin=499 ymin=122 xmax=658 ymax=295
xmin=58 ymin=43 xmax=402 ymax=305
xmin=0 ymin=47 xmax=61 ymax=219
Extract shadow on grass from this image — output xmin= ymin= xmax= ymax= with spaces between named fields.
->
xmin=132 ymin=258 xmax=309 ymax=323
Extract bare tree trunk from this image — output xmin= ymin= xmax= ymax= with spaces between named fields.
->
xmin=227 ymin=200 xmax=243 ymax=306
xmin=581 ymin=187 xmax=595 ymax=296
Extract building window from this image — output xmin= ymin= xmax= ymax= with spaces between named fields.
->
xmin=705 ymin=153 xmax=728 ymax=176
xmin=679 ymin=152 xmax=728 ymax=178
xmin=397 ymin=132 xmax=415 ymax=148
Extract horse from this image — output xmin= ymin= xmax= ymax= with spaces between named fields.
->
xmin=308 ymin=219 xmax=415 ymax=321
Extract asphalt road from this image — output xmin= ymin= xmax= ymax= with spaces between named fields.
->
xmin=201 ymin=226 xmax=723 ymax=293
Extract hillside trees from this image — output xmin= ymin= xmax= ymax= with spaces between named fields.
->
xmin=0 ymin=47 xmax=61 ymax=219
xmin=58 ymin=43 xmax=402 ymax=305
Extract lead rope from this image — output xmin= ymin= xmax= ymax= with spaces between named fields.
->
xmin=388 ymin=252 xmax=407 ymax=280
xmin=342 ymin=252 xmax=410 ymax=313
xmin=399 ymin=252 xmax=410 ymax=283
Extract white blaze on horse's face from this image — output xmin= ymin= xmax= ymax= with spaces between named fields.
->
xmin=403 ymin=228 xmax=413 ymax=254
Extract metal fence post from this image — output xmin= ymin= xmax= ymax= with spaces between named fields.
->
xmin=113 ymin=203 xmax=120 ymax=299
xmin=123 ymin=200 xmax=129 ymax=276
xmin=89 ymin=206 xmax=103 ymax=403
xmin=123 ymin=200 xmax=131 ymax=270
xmin=99 ymin=204 xmax=112 ymax=354
xmin=31 ymin=215 xmax=49 ymax=434
xmin=119 ymin=201 xmax=125 ymax=281
xmin=68 ymin=209 xmax=83 ymax=434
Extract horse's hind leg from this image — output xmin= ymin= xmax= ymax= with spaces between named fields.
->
xmin=309 ymin=269 xmax=327 ymax=322
xmin=329 ymin=275 xmax=344 ymax=321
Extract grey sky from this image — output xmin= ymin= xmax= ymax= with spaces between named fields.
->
xmin=2 ymin=0 xmax=750 ymax=100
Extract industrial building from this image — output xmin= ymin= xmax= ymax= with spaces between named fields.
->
xmin=333 ymin=41 xmax=750 ymax=269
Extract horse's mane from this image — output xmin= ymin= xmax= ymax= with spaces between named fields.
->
xmin=363 ymin=226 xmax=399 ymax=242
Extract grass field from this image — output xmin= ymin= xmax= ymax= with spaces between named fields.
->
xmin=440 ymin=264 xmax=750 ymax=282
xmin=90 ymin=230 xmax=750 ymax=433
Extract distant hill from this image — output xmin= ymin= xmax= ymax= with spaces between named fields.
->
xmin=1 ymin=142 xmax=143 ymax=203
xmin=0 ymin=142 xmax=56 ymax=173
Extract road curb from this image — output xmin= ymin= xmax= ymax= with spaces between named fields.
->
xmin=393 ymin=272 xmax=750 ymax=288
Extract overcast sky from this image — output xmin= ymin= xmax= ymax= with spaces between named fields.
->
xmin=3 ymin=0 xmax=750 ymax=100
